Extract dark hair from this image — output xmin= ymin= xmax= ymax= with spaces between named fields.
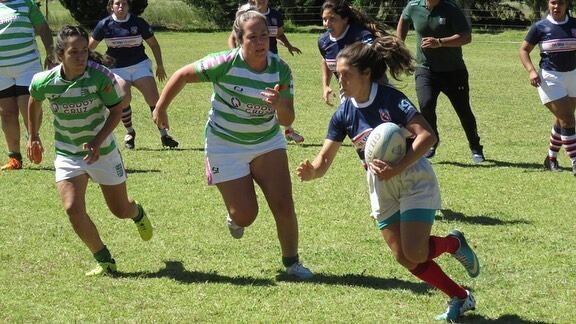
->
xmin=337 ymin=36 xmax=414 ymax=82
xmin=55 ymin=25 xmax=115 ymax=67
xmin=233 ymin=5 xmax=268 ymax=45
xmin=320 ymin=0 xmax=389 ymax=38
xmin=107 ymin=0 xmax=132 ymax=14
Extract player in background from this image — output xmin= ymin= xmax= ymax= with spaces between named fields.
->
xmin=27 ymin=25 xmax=153 ymax=276
xmin=397 ymin=0 xmax=485 ymax=163
xmin=519 ymin=0 xmax=576 ymax=175
xmin=228 ymin=0 xmax=305 ymax=144
xmin=318 ymin=0 xmax=387 ymax=107
xmin=0 ymin=0 xmax=54 ymax=170
xmin=297 ymin=38 xmax=480 ymax=321
xmin=153 ymin=8 xmax=313 ymax=279
xmin=89 ymin=0 xmax=178 ymax=149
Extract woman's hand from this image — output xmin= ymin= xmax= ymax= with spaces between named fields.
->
xmin=369 ymin=159 xmax=400 ymax=181
xmin=156 ymin=65 xmax=167 ymax=82
xmin=27 ymin=138 xmax=43 ymax=164
xmin=528 ymin=70 xmax=541 ymax=87
xmin=153 ymin=108 xmax=169 ymax=130
xmin=323 ymin=85 xmax=335 ymax=106
xmin=261 ymin=84 xmax=281 ymax=109
xmin=83 ymin=141 xmax=100 ymax=164
xmin=296 ymin=159 xmax=316 ymax=181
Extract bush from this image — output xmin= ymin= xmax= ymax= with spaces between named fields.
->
xmin=181 ymin=0 xmax=238 ymax=29
xmin=58 ymin=0 xmax=148 ymax=28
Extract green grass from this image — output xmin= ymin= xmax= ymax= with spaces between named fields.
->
xmin=1 ymin=30 xmax=575 ymax=322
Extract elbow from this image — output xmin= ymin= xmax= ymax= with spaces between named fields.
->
xmin=462 ymin=33 xmax=472 ymax=45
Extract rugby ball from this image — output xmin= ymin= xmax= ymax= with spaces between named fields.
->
xmin=364 ymin=122 xmax=407 ymax=164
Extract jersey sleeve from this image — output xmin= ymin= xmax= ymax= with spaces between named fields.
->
xmin=193 ymin=49 xmax=235 ymax=83
xmin=326 ymin=107 xmax=347 ymax=142
xmin=524 ymin=23 xmax=541 ymax=45
xmin=277 ymin=9 xmax=284 ymax=28
xmin=449 ymin=4 xmax=471 ymax=34
xmin=137 ymin=17 xmax=154 ymax=39
xmin=99 ymin=72 xmax=124 ymax=107
xmin=92 ymin=19 xmax=106 ymax=41
xmin=401 ymin=2 xmax=413 ymax=21
xmin=390 ymin=92 xmax=419 ymax=125
xmin=27 ymin=0 xmax=47 ymax=26
xmin=317 ymin=36 xmax=326 ymax=58
xmin=29 ymin=73 xmax=46 ymax=101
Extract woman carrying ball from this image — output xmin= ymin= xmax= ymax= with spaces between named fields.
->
xmin=296 ymin=37 xmax=480 ymax=321
xmin=27 ymin=25 xmax=152 ymax=276
xmin=153 ymin=8 xmax=313 ymax=279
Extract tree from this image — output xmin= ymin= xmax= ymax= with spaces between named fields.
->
xmin=58 ymin=0 xmax=148 ymax=29
xmin=182 ymin=0 xmax=238 ymax=29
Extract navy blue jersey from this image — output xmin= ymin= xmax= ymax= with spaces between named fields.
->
xmin=92 ymin=14 xmax=153 ymax=68
xmin=327 ymin=83 xmax=418 ymax=163
xmin=264 ymin=8 xmax=283 ymax=54
xmin=318 ymin=23 xmax=373 ymax=76
xmin=525 ymin=15 xmax=576 ymax=72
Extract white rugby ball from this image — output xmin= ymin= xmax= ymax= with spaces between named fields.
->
xmin=364 ymin=122 xmax=407 ymax=164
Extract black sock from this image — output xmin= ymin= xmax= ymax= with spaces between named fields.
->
xmin=93 ymin=246 xmax=114 ymax=264
xmin=132 ymin=204 xmax=144 ymax=222
xmin=282 ymin=255 xmax=299 ymax=267
xmin=8 ymin=152 xmax=22 ymax=161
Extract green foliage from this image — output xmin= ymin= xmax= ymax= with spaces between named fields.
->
xmin=57 ymin=0 xmax=148 ymax=28
xmin=181 ymin=0 xmax=238 ymax=29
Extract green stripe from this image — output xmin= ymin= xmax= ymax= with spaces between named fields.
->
xmin=0 ymin=32 xmax=34 ymax=40
xmin=0 ymin=57 xmax=37 ymax=67
xmin=55 ymin=108 xmax=102 ymax=121
xmin=211 ymin=124 xmax=279 ymax=145
xmin=212 ymin=109 xmax=274 ymax=125
xmin=54 ymin=117 xmax=105 ymax=134
xmin=0 ymin=42 xmax=35 ymax=53
xmin=55 ymin=142 xmax=117 ymax=158
xmin=55 ymin=132 xmax=98 ymax=146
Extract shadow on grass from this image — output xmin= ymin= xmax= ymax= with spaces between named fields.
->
xmin=126 ymin=168 xmax=161 ymax=174
xmin=459 ymin=314 xmax=549 ymax=324
xmin=276 ymin=272 xmax=432 ymax=294
xmin=436 ymin=209 xmax=531 ymax=226
xmin=113 ymin=260 xmax=275 ymax=286
xmin=23 ymin=166 xmax=55 ymax=172
xmin=436 ymin=159 xmax=547 ymax=171
xmin=292 ymin=143 xmax=353 ymax=148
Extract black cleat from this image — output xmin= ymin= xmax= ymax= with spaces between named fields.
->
xmin=124 ymin=131 xmax=136 ymax=150
xmin=544 ymin=156 xmax=562 ymax=172
xmin=161 ymin=135 xmax=179 ymax=149
xmin=471 ymin=146 xmax=485 ymax=164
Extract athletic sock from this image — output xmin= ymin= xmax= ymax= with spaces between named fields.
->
xmin=8 ymin=151 xmax=22 ymax=161
xmin=282 ymin=255 xmax=299 ymax=267
xmin=410 ymin=260 xmax=467 ymax=299
xmin=428 ymin=235 xmax=460 ymax=260
xmin=560 ymin=127 xmax=576 ymax=165
xmin=93 ymin=245 xmax=115 ymax=264
xmin=132 ymin=204 xmax=144 ymax=223
xmin=549 ymin=125 xmax=562 ymax=158
xmin=151 ymin=105 xmax=169 ymax=136
xmin=122 ymin=105 xmax=134 ymax=133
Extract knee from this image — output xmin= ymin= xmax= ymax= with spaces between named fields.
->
xmin=63 ymin=204 xmax=87 ymax=222
xmin=269 ymin=199 xmax=296 ymax=221
xmin=229 ymin=206 xmax=258 ymax=227
xmin=402 ymin=246 xmax=428 ymax=265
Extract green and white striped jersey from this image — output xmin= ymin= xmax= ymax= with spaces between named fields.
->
xmin=29 ymin=61 xmax=124 ymax=158
xmin=194 ymin=48 xmax=294 ymax=145
xmin=0 ymin=0 xmax=46 ymax=67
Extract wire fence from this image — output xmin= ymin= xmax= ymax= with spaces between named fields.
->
xmin=281 ymin=6 xmax=533 ymax=30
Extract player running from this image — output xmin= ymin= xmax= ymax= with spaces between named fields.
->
xmin=27 ymin=25 xmax=152 ymax=276
xmin=297 ymin=38 xmax=480 ymax=321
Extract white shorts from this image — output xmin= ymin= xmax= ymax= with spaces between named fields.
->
xmin=0 ymin=60 xmax=42 ymax=91
xmin=204 ymin=129 xmax=286 ymax=185
xmin=537 ymin=68 xmax=576 ymax=104
xmin=367 ymin=157 xmax=441 ymax=223
xmin=112 ymin=59 xmax=153 ymax=83
xmin=54 ymin=149 xmax=127 ymax=185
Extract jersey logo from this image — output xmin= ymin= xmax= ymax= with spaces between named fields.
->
xmin=379 ymin=109 xmax=391 ymax=122
xmin=234 ymin=85 xmax=244 ymax=92
xmin=439 ymin=17 xmax=446 ymax=25
xmin=398 ymin=99 xmax=415 ymax=113
xmin=572 ymin=29 xmax=576 ymax=37
xmin=231 ymin=97 xmax=241 ymax=108
xmin=50 ymin=103 xmax=59 ymax=113
xmin=130 ymin=26 xmax=138 ymax=35
xmin=351 ymin=128 xmax=372 ymax=151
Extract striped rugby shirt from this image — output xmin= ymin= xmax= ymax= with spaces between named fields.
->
xmin=29 ymin=61 xmax=124 ymax=158
xmin=0 ymin=0 xmax=46 ymax=67
xmin=195 ymin=47 xmax=294 ymax=145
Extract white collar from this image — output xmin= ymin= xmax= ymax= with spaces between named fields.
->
xmin=351 ymin=82 xmax=378 ymax=108
xmin=329 ymin=25 xmax=351 ymax=42
xmin=546 ymin=14 xmax=569 ymax=25
xmin=112 ymin=13 xmax=131 ymax=22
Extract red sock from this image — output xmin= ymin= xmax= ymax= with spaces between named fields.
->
xmin=410 ymin=260 xmax=467 ymax=299
xmin=428 ymin=235 xmax=460 ymax=260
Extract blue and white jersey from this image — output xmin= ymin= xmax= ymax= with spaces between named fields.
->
xmin=327 ymin=82 xmax=418 ymax=164
xmin=92 ymin=14 xmax=153 ymax=68
xmin=264 ymin=8 xmax=283 ymax=54
xmin=525 ymin=15 xmax=576 ymax=72
xmin=318 ymin=23 xmax=373 ymax=76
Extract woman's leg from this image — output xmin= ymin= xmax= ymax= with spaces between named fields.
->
xmin=0 ymin=96 xmax=22 ymax=169
xmin=216 ymin=175 xmax=259 ymax=228
xmin=546 ymin=97 xmax=576 ymax=171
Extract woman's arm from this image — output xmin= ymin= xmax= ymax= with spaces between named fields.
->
xmin=321 ymin=59 xmax=334 ymax=106
xmin=276 ymin=27 xmax=301 ymax=56
xmin=26 ymin=97 xmax=44 ymax=161
xmin=34 ymin=22 xmax=55 ymax=68
xmin=144 ymin=36 xmax=167 ymax=82
xmin=519 ymin=41 xmax=540 ymax=87
xmin=153 ymin=63 xmax=201 ymax=129
xmin=84 ymin=101 xmax=124 ymax=164
xmin=88 ymin=37 xmax=100 ymax=51
xmin=297 ymin=139 xmax=342 ymax=181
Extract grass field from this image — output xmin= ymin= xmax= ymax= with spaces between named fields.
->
xmin=1 ymin=30 xmax=575 ymax=323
